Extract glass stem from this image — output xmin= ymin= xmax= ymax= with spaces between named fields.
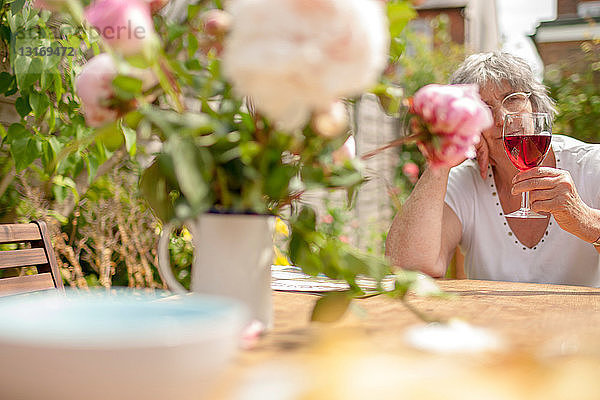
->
xmin=521 ymin=191 xmax=530 ymax=211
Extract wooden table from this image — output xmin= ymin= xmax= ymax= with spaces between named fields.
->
xmin=210 ymin=279 xmax=600 ymax=399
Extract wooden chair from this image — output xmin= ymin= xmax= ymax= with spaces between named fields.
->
xmin=0 ymin=221 xmax=64 ymax=297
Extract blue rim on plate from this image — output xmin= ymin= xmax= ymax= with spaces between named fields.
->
xmin=0 ymin=288 xmax=249 ymax=349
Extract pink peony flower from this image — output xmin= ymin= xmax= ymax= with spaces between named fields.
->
xmin=402 ymin=161 xmax=419 ymax=183
xmin=75 ymin=53 xmax=157 ymax=127
xmin=222 ymin=0 xmax=388 ymax=130
xmin=410 ymin=84 xmax=492 ymax=168
xmin=201 ymin=9 xmax=232 ymax=37
xmin=75 ymin=54 xmax=120 ymax=127
xmin=85 ymin=0 xmax=157 ymax=56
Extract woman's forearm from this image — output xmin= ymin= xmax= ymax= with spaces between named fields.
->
xmin=385 ymin=167 xmax=452 ymax=277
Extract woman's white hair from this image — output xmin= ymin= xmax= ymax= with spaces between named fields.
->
xmin=450 ymin=52 xmax=556 ymax=119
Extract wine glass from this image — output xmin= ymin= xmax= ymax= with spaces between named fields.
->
xmin=502 ymin=112 xmax=552 ymax=219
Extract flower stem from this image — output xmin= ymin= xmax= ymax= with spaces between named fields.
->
xmin=153 ymin=57 xmax=184 ymax=113
xmin=360 ymin=132 xmax=422 ymax=160
xmin=65 ymin=0 xmax=84 ymax=25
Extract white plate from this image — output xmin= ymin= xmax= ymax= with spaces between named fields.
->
xmin=0 ymin=289 xmax=248 ymax=400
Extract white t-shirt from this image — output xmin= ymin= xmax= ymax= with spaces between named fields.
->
xmin=445 ymin=135 xmax=600 ymax=287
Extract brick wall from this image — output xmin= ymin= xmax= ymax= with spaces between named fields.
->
xmin=557 ymin=0 xmax=579 ymax=17
xmin=537 ymin=40 xmax=591 ymax=69
xmin=417 ymin=8 xmax=466 ymax=44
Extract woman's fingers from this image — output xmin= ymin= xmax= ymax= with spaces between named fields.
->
xmin=511 ymin=176 xmax=563 ymax=194
xmin=513 ymin=168 xmax=582 ymax=219
xmin=527 ymin=188 xmax=561 ymax=212
xmin=511 ymin=168 xmax=572 ymax=195
xmin=513 ymin=168 xmax=599 ymax=244
xmin=512 ymin=167 xmax=562 ymax=183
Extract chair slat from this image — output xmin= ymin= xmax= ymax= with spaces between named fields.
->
xmin=0 ymin=248 xmax=48 ymax=269
xmin=0 ymin=223 xmax=42 ymax=243
xmin=0 ymin=273 xmax=55 ymax=297
xmin=0 ymin=221 xmax=63 ymax=296
xmin=35 ymin=220 xmax=64 ymax=289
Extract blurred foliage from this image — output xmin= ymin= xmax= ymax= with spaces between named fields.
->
xmin=393 ymin=14 xmax=466 ymax=97
xmin=17 ymin=162 xmax=165 ymax=289
xmin=378 ymin=15 xmax=466 ymax=207
xmin=166 ymin=227 xmax=194 ymax=290
xmin=0 ymin=0 xmax=444 ymax=315
xmin=544 ymin=39 xmax=600 ymax=144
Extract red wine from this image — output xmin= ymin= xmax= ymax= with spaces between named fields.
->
xmin=503 ymin=133 xmax=551 ymax=170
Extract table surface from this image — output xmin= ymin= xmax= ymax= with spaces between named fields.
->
xmin=210 ymin=279 xmax=600 ymax=399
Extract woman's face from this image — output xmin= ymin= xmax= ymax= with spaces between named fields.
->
xmin=478 ymin=81 xmax=533 ymax=171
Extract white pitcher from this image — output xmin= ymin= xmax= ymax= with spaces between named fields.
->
xmin=158 ymin=213 xmax=275 ymax=328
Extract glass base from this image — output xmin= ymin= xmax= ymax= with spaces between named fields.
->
xmin=505 ymin=209 xmax=547 ymax=219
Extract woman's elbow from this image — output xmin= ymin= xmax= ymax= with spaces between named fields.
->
xmin=387 ymin=255 xmax=446 ymax=278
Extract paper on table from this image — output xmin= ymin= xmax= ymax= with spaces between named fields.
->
xmin=271 ymin=265 xmax=395 ymax=294
xmin=271 ymin=265 xmax=350 ymax=293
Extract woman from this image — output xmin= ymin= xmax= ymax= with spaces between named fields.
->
xmin=386 ymin=52 xmax=600 ymax=286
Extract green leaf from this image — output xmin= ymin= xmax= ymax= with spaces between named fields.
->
xmin=0 ymin=124 xmax=6 ymax=139
xmin=6 ymin=123 xmax=27 ymax=142
xmin=52 ymin=175 xmax=79 ymax=203
xmin=167 ymin=24 xmax=187 ymax=42
xmin=187 ymin=33 xmax=198 ymax=58
xmin=0 ymin=72 xmax=13 ymax=93
xmin=390 ymin=37 xmax=407 ymax=61
xmin=8 ymin=124 xmax=38 ymax=171
xmin=387 ymin=2 xmax=416 ymax=38
xmin=47 ymin=105 xmax=56 ymax=132
xmin=0 ymin=26 xmax=11 ymax=43
xmin=166 ymin=136 xmax=208 ymax=209
xmin=97 ymin=121 xmax=124 ymax=151
xmin=41 ymin=140 xmax=56 ymax=173
xmin=53 ymin=71 xmax=63 ymax=99
xmin=155 ymin=152 xmax=179 ymax=184
xmin=265 ymin=164 xmax=295 ymax=199
xmin=10 ymin=0 xmax=26 ymax=14
xmin=123 ymin=111 xmax=143 ymax=129
xmin=112 ymin=75 xmax=143 ymax=100
xmin=122 ymin=124 xmax=136 ymax=157
xmin=29 ymin=91 xmax=49 ymax=116
xmin=48 ymin=136 xmax=62 ymax=155
xmin=297 ymin=207 xmax=317 ymax=232
xmin=187 ymin=3 xmax=202 ymax=20
xmin=185 ymin=62 xmax=203 ymax=80
xmin=25 ymin=57 xmax=43 ymax=88
xmin=15 ymin=95 xmax=31 ymax=117
xmin=40 ymin=70 xmax=53 ymax=90
xmin=140 ymin=160 xmax=175 ymax=222
xmin=329 ymin=169 xmax=363 ymax=188
xmin=13 ymin=54 xmax=31 ymax=83
xmin=301 ymin=165 xmax=325 ymax=184
xmin=310 ymin=292 xmax=352 ymax=323
xmin=12 ymin=53 xmax=43 ymax=90
xmin=85 ymin=153 xmax=99 ymax=184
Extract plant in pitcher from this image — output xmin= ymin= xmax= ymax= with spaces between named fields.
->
xmin=13 ymin=0 xmax=490 ymax=322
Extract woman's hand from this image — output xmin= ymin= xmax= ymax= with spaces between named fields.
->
xmin=511 ymin=167 xmax=600 ymax=243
